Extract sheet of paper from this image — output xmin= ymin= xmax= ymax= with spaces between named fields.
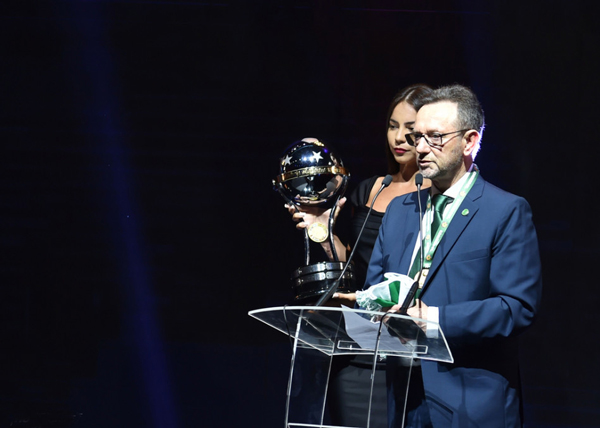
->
xmin=340 ymin=308 xmax=412 ymax=354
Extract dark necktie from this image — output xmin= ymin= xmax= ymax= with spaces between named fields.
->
xmin=430 ymin=194 xmax=453 ymax=237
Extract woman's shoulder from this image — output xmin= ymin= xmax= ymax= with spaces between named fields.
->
xmin=349 ymin=175 xmax=384 ymax=207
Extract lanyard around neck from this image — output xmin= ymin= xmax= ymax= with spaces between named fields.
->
xmin=420 ymin=167 xmax=479 ymax=269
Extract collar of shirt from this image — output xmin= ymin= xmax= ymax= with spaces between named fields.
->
xmin=430 ymin=164 xmax=475 ymax=215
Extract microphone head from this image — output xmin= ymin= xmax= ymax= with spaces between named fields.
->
xmin=382 ymin=174 xmax=393 ymax=187
xmin=415 ymin=173 xmax=423 ymax=187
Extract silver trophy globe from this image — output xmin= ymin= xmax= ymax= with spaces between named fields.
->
xmin=273 ymin=137 xmax=356 ymax=303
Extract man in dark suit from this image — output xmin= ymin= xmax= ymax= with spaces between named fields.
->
xmin=365 ymin=84 xmax=542 ymax=427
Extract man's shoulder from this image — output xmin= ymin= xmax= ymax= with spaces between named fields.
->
xmin=477 ymin=176 xmax=528 ymax=203
xmin=476 ymin=177 xmax=532 ymax=215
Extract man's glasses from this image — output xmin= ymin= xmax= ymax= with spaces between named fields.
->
xmin=405 ymin=129 xmax=470 ymax=149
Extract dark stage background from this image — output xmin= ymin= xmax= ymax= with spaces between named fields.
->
xmin=1 ymin=1 xmax=598 ymax=427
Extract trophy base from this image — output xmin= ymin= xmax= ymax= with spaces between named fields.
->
xmin=291 ymin=261 xmax=356 ymax=304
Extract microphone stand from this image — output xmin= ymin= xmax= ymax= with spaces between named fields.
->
xmin=314 ymin=174 xmax=393 ymax=307
xmin=398 ymin=173 xmax=424 ymax=314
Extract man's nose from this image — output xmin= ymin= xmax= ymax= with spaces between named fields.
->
xmin=415 ymin=137 xmax=430 ymax=154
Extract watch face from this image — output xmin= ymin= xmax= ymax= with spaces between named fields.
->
xmin=274 ymin=138 xmax=349 ymax=206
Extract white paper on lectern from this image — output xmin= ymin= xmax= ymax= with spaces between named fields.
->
xmin=340 ymin=307 xmax=414 ymax=354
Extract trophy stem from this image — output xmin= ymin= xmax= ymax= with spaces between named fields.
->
xmin=328 ymin=195 xmax=341 ymax=262
xmin=303 ymin=228 xmax=310 ymax=266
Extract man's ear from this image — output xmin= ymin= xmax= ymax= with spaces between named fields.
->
xmin=463 ymin=130 xmax=480 ymax=157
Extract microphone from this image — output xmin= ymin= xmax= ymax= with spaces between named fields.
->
xmin=414 ymin=173 xmax=423 ymax=188
xmin=381 ymin=174 xmax=394 ymax=187
xmin=398 ymin=173 xmax=424 ymax=314
xmin=315 ymin=174 xmax=393 ymax=306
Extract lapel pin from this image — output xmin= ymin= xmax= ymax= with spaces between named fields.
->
xmin=462 ymin=209 xmax=469 ymax=216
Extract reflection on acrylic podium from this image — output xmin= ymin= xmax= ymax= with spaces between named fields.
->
xmin=249 ymin=306 xmax=453 ymax=428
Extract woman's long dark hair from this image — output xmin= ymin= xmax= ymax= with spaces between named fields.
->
xmin=384 ymin=84 xmax=433 ymax=174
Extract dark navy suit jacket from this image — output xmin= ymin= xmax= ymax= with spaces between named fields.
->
xmin=365 ymin=175 xmax=542 ymax=427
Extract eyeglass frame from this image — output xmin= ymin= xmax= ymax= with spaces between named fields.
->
xmin=405 ymin=129 xmax=471 ymax=149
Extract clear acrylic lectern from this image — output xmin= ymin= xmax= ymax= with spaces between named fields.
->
xmin=249 ymin=306 xmax=453 ymax=428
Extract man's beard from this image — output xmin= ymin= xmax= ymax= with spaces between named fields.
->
xmin=418 ymin=143 xmax=463 ymax=182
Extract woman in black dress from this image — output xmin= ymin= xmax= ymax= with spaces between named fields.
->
xmin=287 ymin=83 xmax=432 ymax=427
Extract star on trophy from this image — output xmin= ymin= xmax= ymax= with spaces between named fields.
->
xmin=273 ymin=137 xmax=356 ymax=303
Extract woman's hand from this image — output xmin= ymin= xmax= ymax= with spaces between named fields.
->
xmin=284 ymin=197 xmax=349 ymax=261
xmin=332 ymin=291 xmax=357 ymax=307
xmin=285 ymin=197 xmax=347 ymax=230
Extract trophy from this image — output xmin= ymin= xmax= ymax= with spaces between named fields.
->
xmin=273 ymin=137 xmax=356 ymax=303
